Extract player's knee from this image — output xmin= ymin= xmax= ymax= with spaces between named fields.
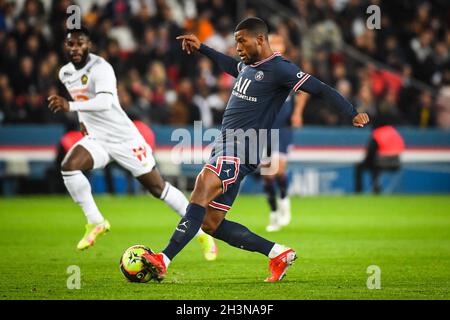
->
xmin=191 ymin=172 xmax=220 ymax=207
xmin=264 ymin=176 xmax=276 ymax=185
xmin=61 ymin=158 xmax=82 ymax=171
xmin=201 ymin=208 xmax=225 ymax=235
xmin=201 ymin=219 xmax=220 ymax=235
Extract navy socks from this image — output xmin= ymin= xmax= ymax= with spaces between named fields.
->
xmin=162 ymin=203 xmax=205 ymax=260
xmin=277 ymin=175 xmax=288 ymax=199
xmin=264 ymin=180 xmax=277 ymax=211
xmin=212 ymin=220 xmax=274 ymax=256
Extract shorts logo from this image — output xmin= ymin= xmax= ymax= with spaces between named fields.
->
xmin=255 ymin=71 xmax=264 ymax=81
xmin=204 ymin=156 xmax=240 ymax=193
xmin=81 ymin=74 xmax=88 ymax=85
xmin=133 ymin=146 xmax=147 ymax=161
xmin=297 ymin=71 xmax=305 ymax=79
xmin=176 ymin=220 xmax=188 ymax=233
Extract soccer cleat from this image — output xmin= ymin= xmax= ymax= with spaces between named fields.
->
xmin=266 ymin=211 xmax=282 ymax=232
xmin=197 ymin=233 xmax=218 ymax=261
xmin=278 ymin=197 xmax=292 ymax=227
xmin=141 ymin=252 xmax=167 ymax=282
xmin=265 ymin=248 xmax=297 ymax=282
xmin=76 ymin=220 xmax=111 ymax=250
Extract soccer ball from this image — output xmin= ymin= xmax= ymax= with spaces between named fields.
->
xmin=120 ymin=245 xmax=154 ymax=283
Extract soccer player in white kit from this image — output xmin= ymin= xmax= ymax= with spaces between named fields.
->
xmin=47 ymin=27 xmax=217 ymax=260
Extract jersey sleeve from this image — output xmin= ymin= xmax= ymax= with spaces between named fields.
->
xmin=91 ymin=61 xmax=116 ymax=95
xmin=199 ymin=44 xmax=240 ymax=78
xmin=276 ymin=61 xmax=311 ymax=92
xmin=276 ymin=60 xmax=358 ymax=119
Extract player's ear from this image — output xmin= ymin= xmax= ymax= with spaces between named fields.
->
xmin=256 ymin=34 xmax=265 ymax=46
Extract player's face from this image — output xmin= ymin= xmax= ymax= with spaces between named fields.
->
xmin=234 ymin=29 xmax=262 ymax=65
xmin=64 ymin=32 xmax=91 ymax=67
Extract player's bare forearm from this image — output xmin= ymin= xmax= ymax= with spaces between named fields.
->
xmin=47 ymin=95 xmax=70 ymax=113
xmin=291 ymin=92 xmax=309 ymax=128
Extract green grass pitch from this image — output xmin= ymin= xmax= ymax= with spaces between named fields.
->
xmin=0 ymin=194 xmax=449 ymax=300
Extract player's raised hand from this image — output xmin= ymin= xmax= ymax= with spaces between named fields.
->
xmin=47 ymin=95 xmax=70 ymax=113
xmin=176 ymin=34 xmax=201 ymax=55
xmin=352 ymin=112 xmax=370 ymax=128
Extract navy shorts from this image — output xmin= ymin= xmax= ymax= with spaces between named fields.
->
xmin=266 ymin=127 xmax=292 ymax=157
xmin=204 ymin=155 xmax=256 ymax=213
xmin=278 ymin=127 xmax=293 ymax=155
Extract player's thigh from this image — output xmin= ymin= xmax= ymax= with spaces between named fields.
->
xmin=136 ymin=168 xmax=165 ymax=198
xmin=108 ymin=138 xmax=156 ymax=179
xmin=275 ymin=155 xmax=288 ymax=175
xmin=61 ymin=136 xmax=110 ymax=171
xmin=201 ymin=206 xmax=226 ymax=235
xmin=260 ymin=155 xmax=285 ymax=178
xmin=190 ymin=168 xmax=223 ymax=207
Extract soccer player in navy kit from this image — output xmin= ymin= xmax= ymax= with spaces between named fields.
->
xmin=142 ymin=17 xmax=369 ymax=282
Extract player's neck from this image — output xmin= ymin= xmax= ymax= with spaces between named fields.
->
xmin=73 ymin=54 xmax=91 ymax=70
xmin=255 ymin=47 xmax=274 ymax=64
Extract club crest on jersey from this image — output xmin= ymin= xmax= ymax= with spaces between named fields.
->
xmin=255 ymin=71 xmax=264 ymax=81
xmin=81 ymin=74 xmax=88 ymax=85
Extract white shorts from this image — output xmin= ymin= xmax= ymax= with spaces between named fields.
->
xmin=73 ymin=136 xmax=156 ymax=177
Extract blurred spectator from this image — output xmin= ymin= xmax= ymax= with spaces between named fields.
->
xmin=169 ymin=77 xmax=199 ymax=125
xmin=204 ymin=15 xmax=234 ymax=53
xmin=436 ymin=70 xmax=450 ymax=130
xmin=0 ymin=85 xmax=26 ymax=123
xmin=0 ymin=0 xmax=448 ymax=130
xmin=14 ymin=56 xmax=37 ymax=95
xmin=355 ymin=84 xmax=377 ymax=119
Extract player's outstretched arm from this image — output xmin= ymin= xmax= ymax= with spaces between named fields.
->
xmin=300 ymin=76 xmax=369 ymax=127
xmin=47 ymin=93 xmax=113 ymax=113
xmin=176 ymin=34 xmax=240 ymax=78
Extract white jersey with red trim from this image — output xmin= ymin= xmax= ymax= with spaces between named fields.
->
xmin=58 ymin=53 xmax=140 ymax=143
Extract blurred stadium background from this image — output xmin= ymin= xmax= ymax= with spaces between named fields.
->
xmin=1 ymin=0 xmax=450 ymax=301
xmin=0 ymin=0 xmax=450 ymax=196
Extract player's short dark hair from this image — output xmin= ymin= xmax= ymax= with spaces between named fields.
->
xmin=235 ymin=17 xmax=269 ymax=38
xmin=66 ymin=26 xmax=90 ymax=38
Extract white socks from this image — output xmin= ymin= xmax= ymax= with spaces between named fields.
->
xmin=159 ymin=182 xmax=207 ymax=236
xmin=160 ymin=182 xmax=189 ymax=217
xmin=161 ymin=253 xmax=171 ymax=267
xmin=268 ymin=243 xmax=288 ymax=259
xmin=62 ymin=170 xmax=104 ymax=224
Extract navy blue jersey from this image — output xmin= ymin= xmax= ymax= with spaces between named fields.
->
xmin=222 ymin=53 xmax=308 ymax=133
xmin=198 ymin=44 xmax=358 ymax=211
xmin=272 ymin=92 xmax=295 ymax=129
xmin=199 ymin=44 xmax=357 ymax=167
